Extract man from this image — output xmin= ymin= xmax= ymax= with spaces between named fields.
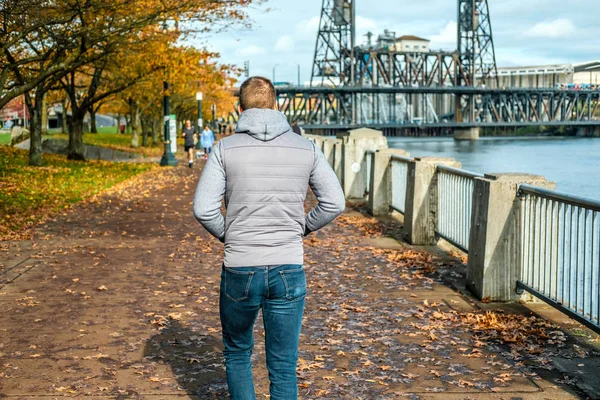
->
xmin=193 ymin=76 xmax=345 ymax=400
xmin=182 ymin=120 xmax=197 ymax=168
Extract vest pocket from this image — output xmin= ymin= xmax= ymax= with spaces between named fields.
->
xmin=280 ymin=268 xmax=306 ymax=300
xmin=223 ymin=268 xmax=254 ymax=302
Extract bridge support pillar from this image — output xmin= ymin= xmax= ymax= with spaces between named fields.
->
xmin=404 ymin=157 xmax=461 ymax=245
xmin=337 ymin=128 xmax=388 ymax=199
xmin=467 ymin=173 xmax=555 ymax=301
xmin=454 ymin=127 xmax=480 ymax=140
xmin=368 ymin=149 xmax=410 ymax=216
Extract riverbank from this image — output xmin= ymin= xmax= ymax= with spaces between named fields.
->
xmin=482 ymin=125 xmax=600 ymax=137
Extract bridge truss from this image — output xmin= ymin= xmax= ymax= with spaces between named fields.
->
xmin=354 ymin=51 xmax=470 ymax=87
xmin=277 ymin=87 xmax=600 ymax=132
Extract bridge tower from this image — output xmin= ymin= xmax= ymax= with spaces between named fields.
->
xmin=456 ymin=0 xmax=498 ymax=124
xmin=311 ymin=0 xmax=356 ymax=87
xmin=457 ymin=0 xmax=498 ymax=87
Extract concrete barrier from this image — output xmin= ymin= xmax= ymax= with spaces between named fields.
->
xmin=403 ymin=157 xmax=461 ymax=245
xmin=337 ymin=128 xmax=388 ymax=199
xmin=467 ymin=173 xmax=555 ymax=301
xmin=367 ymin=149 xmax=410 ymax=216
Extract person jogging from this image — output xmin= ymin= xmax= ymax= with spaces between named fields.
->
xmin=193 ymin=76 xmax=345 ymax=400
xmin=182 ymin=120 xmax=197 ymax=168
xmin=200 ymin=125 xmax=215 ymax=160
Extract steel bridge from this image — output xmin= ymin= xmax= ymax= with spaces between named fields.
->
xmin=270 ymin=0 xmax=600 ymax=134
xmin=276 ymin=86 xmax=600 ymax=133
xmin=228 ymin=1 xmax=600 ymax=134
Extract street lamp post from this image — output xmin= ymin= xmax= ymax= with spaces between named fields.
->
xmin=211 ymin=104 xmax=217 ymax=131
xmin=292 ymin=62 xmax=301 ymax=86
xmin=160 ymin=81 xmax=177 ymax=166
xmin=195 ymin=92 xmax=203 ymax=150
xmin=273 ymin=64 xmax=279 ymax=83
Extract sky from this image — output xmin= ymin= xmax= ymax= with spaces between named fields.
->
xmin=194 ymin=0 xmax=600 ymax=85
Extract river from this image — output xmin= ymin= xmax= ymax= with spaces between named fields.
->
xmin=387 ymin=136 xmax=600 ymax=200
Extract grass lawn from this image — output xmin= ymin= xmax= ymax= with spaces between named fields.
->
xmin=49 ymin=132 xmax=169 ymax=158
xmin=0 ymin=146 xmax=156 ymax=238
xmin=48 ymin=126 xmax=120 ymax=134
xmin=0 ymin=133 xmax=10 ymax=145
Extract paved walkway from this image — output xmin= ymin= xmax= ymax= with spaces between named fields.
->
xmin=0 ymin=162 xmax=598 ymax=399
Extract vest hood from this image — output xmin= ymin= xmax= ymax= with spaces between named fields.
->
xmin=235 ymin=108 xmax=291 ymax=141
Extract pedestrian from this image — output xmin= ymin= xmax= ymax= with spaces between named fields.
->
xmin=193 ymin=76 xmax=345 ymax=400
xmin=182 ymin=120 xmax=197 ymax=168
xmin=119 ymin=123 xmax=125 ymax=134
xmin=200 ymin=125 xmax=215 ymax=160
xmin=291 ymin=121 xmax=301 ymax=135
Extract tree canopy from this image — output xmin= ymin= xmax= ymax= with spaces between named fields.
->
xmin=1 ymin=0 xmax=260 ymax=164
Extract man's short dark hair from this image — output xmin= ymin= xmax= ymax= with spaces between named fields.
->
xmin=239 ymin=76 xmax=276 ymax=111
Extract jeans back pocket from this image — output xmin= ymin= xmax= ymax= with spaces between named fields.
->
xmin=280 ymin=268 xmax=306 ymax=300
xmin=223 ymin=268 xmax=254 ymax=302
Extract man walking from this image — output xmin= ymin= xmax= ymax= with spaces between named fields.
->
xmin=182 ymin=120 xmax=197 ymax=168
xmin=193 ymin=76 xmax=345 ymax=400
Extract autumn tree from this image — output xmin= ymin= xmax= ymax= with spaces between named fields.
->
xmin=1 ymin=0 xmax=262 ymax=164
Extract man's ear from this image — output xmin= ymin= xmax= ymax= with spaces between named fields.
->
xmin=273 ymin=101 xmax=278 ymax=111
xmin=238 ymin=105 xmax=244 ymax=114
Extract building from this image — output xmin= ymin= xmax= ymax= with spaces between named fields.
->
xmin=374 ymin=31 xmax=430 ymax=53
xmin=0 ymin=96 xmax=29 ymax=130
xmin=395 ymin=35 xmax=430 ymax=53
xmin=491 ymin=60 xmax=600 ymax=89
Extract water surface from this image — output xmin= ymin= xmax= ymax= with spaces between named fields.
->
xmin=388 ymin=137 xmax=600 ymax=200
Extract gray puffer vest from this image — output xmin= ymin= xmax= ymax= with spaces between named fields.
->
xmin=193 ymin=108 xmax=345 ymax=267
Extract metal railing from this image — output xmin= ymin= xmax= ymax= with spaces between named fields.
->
xmin=364 ymin=151 xmax=375 ymax=196
xmin=436 ymin=165 xmax=484 ymax=252
xmin=390 ymin=155 xmax=412 ymax=214
xmin=518 ymin=184 xmax=600 ymax=333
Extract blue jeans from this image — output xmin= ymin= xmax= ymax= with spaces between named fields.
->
xmin=219 ymin=264 xmax=306 ymax=400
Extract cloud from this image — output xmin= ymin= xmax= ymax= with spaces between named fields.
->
xmin=274 ymin=35 xmax=294 ymax=52
xmin=430 ymin=21 xmax=457 ymax=51
xmin=356 ymin=16 xmax=377 ymax=31
xmin=524 ymin=18 xmax=576 ymax=38
xmin=236 ymin=45 xmax=267 ymax=57
xmin=295 ymin=16 xmax=320 ymax=36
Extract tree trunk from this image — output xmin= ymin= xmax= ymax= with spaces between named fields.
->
xmin=152 ymin=118 xmax=160 ymax=146
xmin=125 ymin=114 xmax=131 ymax=135
xmin=41 ymin=93 xmax=48 ymax=136
xmin=115 ymin=113 xmax=121 ymax=134
xmin=141 ymin=118 xmax=149 ymax=147
xmin=61 ymin=97 xmax=68 ymax=134
xmin=130 ymin=105 xmax=140 ymax=148
xmin=68 ymin=111 xmax=86 ymax=160
xmin=90 ymin=107 xmax=97 ymax=133
xmin=24 ymin=90 xmax=43 ymax=166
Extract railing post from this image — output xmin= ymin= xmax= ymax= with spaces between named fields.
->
xmin=337 ymin=128 xmax=388 ymax=199
xmin=403 ymin=157 xmax=461 ymax=245
xmin=467 ymin=173 xmax=555 ymax=301
xmin=333 ymin=139 xmax=343 ymax=182
xmin=368 ymin=149 xmax=410 ymax=216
